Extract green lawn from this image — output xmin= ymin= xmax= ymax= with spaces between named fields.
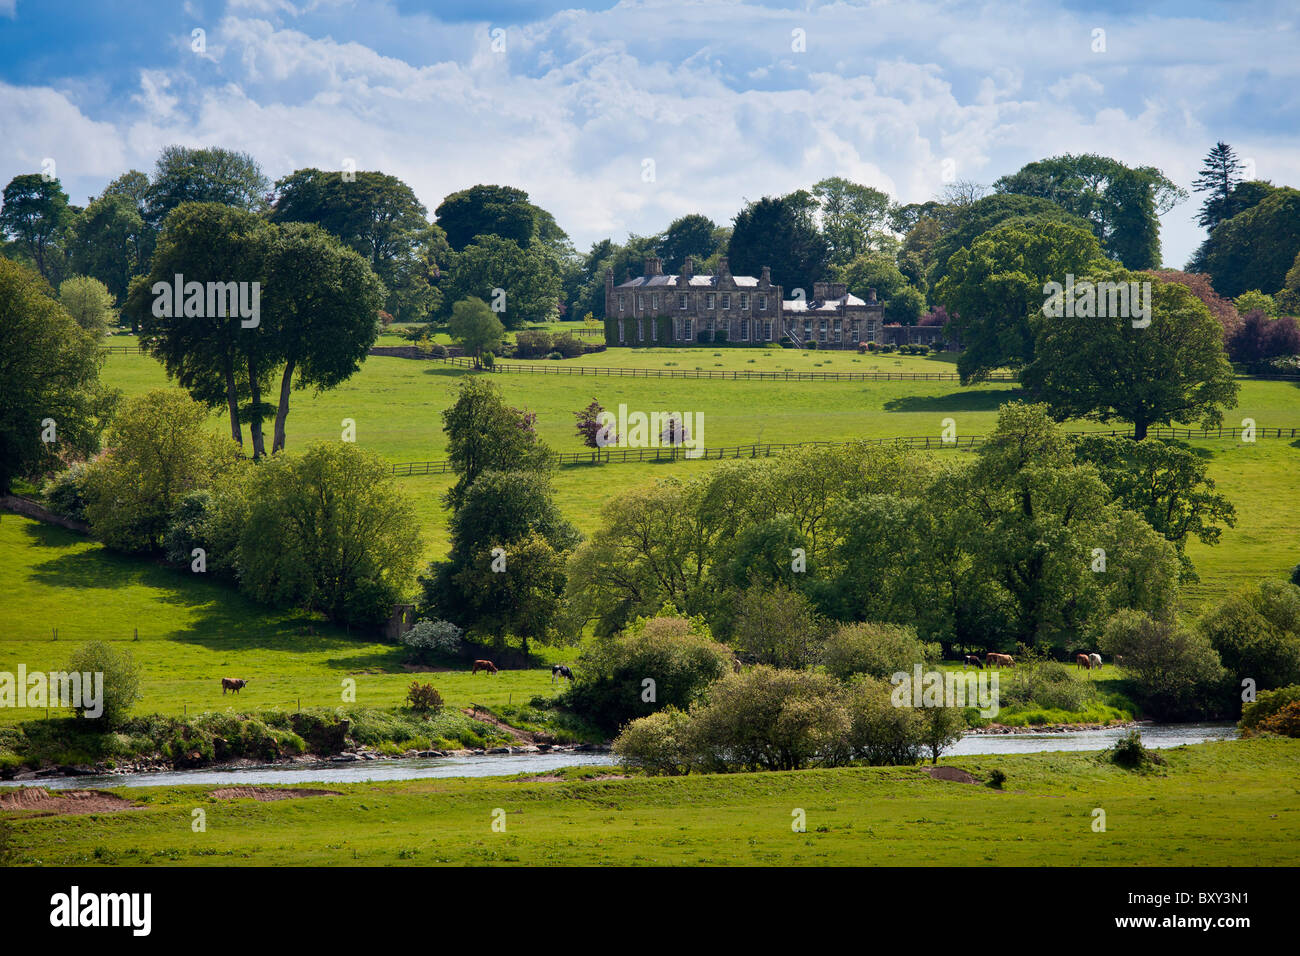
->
xmin=6 ymin=739 xmax=1298 ymax=866
xmin=0 ymin=516 xmax=577 ymax=727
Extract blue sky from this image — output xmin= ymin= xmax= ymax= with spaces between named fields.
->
xmin=2 ymin=0 xmax=1298 ymax=267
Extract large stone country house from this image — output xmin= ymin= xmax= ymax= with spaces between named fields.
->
xmin=603 ymin=256 xmax=947 ymax=349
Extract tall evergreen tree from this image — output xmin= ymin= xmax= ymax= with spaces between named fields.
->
xmin=1191 ymin=142 xmax=1245 ymax=231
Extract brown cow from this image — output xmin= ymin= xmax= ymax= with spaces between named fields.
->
xmin=1076 ymin=653 xmax=1092 ymax=670
xmin=732 ymin=658 xmax=743 ymax=675
xmin=471 ymin=660 xmax=498 ymax=675
xmin=985 ymin=653 xmax=1015 ymax=668
xmin=221 ymin=677 xmax=248 ymax=694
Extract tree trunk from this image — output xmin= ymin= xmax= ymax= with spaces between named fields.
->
xmin=272 ymin=359 xmax=296 ymax=454
xmin=247 ymin=353 xmax=266 ymax=460
xmin=224 ymin=358 xmax=243 ymax=448
xmin=1133 ymin=419 xmax=1148 ymax=441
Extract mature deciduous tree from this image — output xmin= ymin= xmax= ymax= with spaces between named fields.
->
xmin=728 ymin=190 xmax=829 ymax=294
xmin=0 ymin=258 xmax=116 ymax=493
xmin=1021 ymin=270 xmax=1239 ymax=439
xmin=1 ymin=173 xmax=74 ymax=282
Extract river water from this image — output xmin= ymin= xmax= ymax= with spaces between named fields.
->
xmin=0 ymin=722 xmax=1237 ymax=790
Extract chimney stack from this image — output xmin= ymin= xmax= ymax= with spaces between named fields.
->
xmin=644 ymin=256 xmax=663 ymax=276
xmin=715 ymin=256 xmax=730 ymax=278
xmin=760 ymin=265 xmax=771 ymax=286
xmin=682 ymin=256 xmax=694 ymax=279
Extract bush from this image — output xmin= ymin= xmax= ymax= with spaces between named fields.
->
xmin=1199 ymin=581 xmax=1300 ymax=691
xmin=481 ymin=350 xmax=495 ymax=368
xmin=857 ymin=342 xmax=869 ymax=353
xmin=839 ymin=675 xmax=927 ymax=766
xmin=563 ymin=614 xmax=733 ymax=735
xmin=1256 ymin=700 xmax=1300 ymax=737
xmin=822 ymin=621 xmax=938 ymax=680
xmin=1100 ymin=610 xmax=1227 ymax=720
xmin=400 ymin=618 xmax=464 ymax=663
xmin=42 ymin=462 xmax=94 ymax=521
xmin=611 ymin=707 xmax=693 ymax=775
xmin=729 ymin=585 xmax=822 ymax=668
xmin=552 ymin=331 xmax=584 ymax=358
xmin=1107 ymin=729 xmax=1164 ymax=770
xmin=546 ymin=351 xmax=563 ymax=360
xmin=988 ymin=768 xmax=1006 ymax=789
xmin=65 ymin=641 xmax=142 ymax=729
xmin=514 ymin=329 xmax=553 ymax=358
xmin=162 ymin=489 xmax=212 ymax=569
xmin=688 ymin=667 xmax=848 ymax=772
xmin=406 ymin=681 xmax=444 ymax=715
xmin=428 ymin=342 xmax=448 ymax=358
xmin=1240 ymin=684 xmax=1300 ymax=736
xmin=1002 ymin=659 xmax=1096 ymax=712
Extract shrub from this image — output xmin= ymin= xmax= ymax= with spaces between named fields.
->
xmin=688 ymin=667 xmax=848 ymax=772
xmin=1099 ymin=610 xmax=1228 ymax=720
xmin=1108 ymin=729 xmax=1164 ymax=770
xmin=514 ymin=329 xmax=553 ymax=358
xmin=65 ymin=641 xmax=142 ymax=729
xmin=552 ymin=331 xmax=584 ymax=358
xmin=406 ymin=681 xmax=445 ymax=715
xmin=839 ymin=676 xmax=926 ymax=766
xmin=162 ymin=489 xmax=212 ymax=569
xmin=428 ymin=342 xmax=448 ymax=358
xmin=988 ymin=768 xmax=1006 ymax=789
xmin=1199 ymin=581 xmax=1300 ymax=691
xmin=546 ymin=351 xmax=563 ymax=360
xmin=42 ymin=461 xmax=93 ymax=521
xmin=1002 ymin=659 xmax=1096 ymax=712
xmin=564 ymin=614 xmax=733 ymax=735
xmin=1256 ymin=700 xmax=1300 ymax=737
xmin=481 ymin=350 xmax=495 ymax=368
xmin=857 ymin=342 xmax=869 ymax=353
xmin=611 ymin=707 xmax=693 ymax=775
xmin=822 ymin=621 xmax=939 ymax=680
xmin=400 ymin=618 xmax=464 ymax=663
xmin=1240 ymin=684 xmax=1300 ymax=736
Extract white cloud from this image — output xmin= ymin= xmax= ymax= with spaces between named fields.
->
xmin=3 ymin=0 xmax=1299 ymax=267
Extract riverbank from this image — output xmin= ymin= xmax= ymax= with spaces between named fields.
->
xmin=5 ymin=738 xmax=1295 ymax=866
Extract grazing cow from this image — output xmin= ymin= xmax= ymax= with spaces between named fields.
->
xmin=985 ymin=653 xmax=1015 ymax=668
xmin=551 ymin=664 xmax=574 ymax=684
xmin=221 ymin=677 xmax=248 ymax=695
xmin=1076 ymin=653 xmax=1092 ymax=670
xmin=962 ymin=654 xmax=983 ymax=669
xmin=733 ymin=658 xmax=743 ymax=675
xmin=472 ymin=659 xmax=498 ymax=675
xmin=1090 ymin=653 xmax=1103 ymax=671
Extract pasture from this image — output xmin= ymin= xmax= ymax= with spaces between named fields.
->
xmin=92 ymin=349 xmax=1300 ymax=603
xmin=5 ymin=739 xmax=1298 ymax=866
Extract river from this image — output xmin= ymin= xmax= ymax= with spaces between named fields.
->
xmin=0 ymin=722 xmax=1238 ymax=790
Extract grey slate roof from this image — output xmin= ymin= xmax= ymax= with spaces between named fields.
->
xmin=616 ymin=274 xmax=760 ymax=289
xmin=782 ymin=293 xmax=870 ymax=312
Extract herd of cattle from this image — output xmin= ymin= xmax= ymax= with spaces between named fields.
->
xmin=959 ymin=652 xmax=1107 ymax=671
xmin=217 ymin=650 xmax=1120 ymax=696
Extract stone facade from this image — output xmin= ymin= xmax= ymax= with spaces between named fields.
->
xmin=605 ymin=258 xmax=948 ymax=349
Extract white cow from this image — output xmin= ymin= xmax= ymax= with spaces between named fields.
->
xmin=1089 ymin=653 xmax=1102 ymax=670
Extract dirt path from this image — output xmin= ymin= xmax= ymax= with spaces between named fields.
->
xmin=463 ymin=706 xmax=537 ymax=745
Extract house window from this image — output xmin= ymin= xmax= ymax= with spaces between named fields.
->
xmin=819 ymin=320 xmax=828 ymax=342
xmin=618 ymin=319 xmax=625 ymax=343
xmin=652 ymin=293 xmax=659 ymax=311
xmin=651 ymin=317 xmax=657 ymax=341
xmin=833 ymin=320 xmax=841 ymax=343
xmin=758 ymin=294 xmax=767 ymax=311
xmin=679 ymin=293 xmax=688 ymax=310
xmin=740 ymin=293 xmax=749 ymax=310
xmin=683 ymin=318 xmax=693 ymax=340
xmin=764 ymin=320 xmax=773 ymax=341
xmin=637 ymin=318 xmax=644 ymax=341
xmin=740 ymin=319 xmax=750 ymax=341
xmin=637 ymin=294 xmax=644 ymax=312
xmin=706 ymin=293 xmax=716 ymax=310
xmin=721 ymin=293 xmax=730 ymax=310
xmin=851 ymin=322 xmax=860 ymax=342
xmin=618 ymin=295 xmax=625 ymax=312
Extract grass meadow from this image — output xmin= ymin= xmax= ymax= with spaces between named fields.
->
xmin=6 ymin=739 xmax=1298 ymax=866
